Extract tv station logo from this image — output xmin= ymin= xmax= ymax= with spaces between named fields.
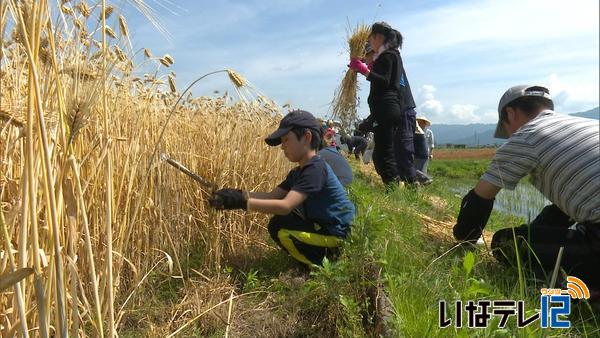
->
xmin=439 ymin=276 xmax=590 ymax=329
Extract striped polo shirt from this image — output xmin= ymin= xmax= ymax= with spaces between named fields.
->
xmin=482 ymin=110 xmax=599 ymax=223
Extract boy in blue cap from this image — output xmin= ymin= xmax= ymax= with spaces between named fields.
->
xmin=209 ymin=110 xmax=355 ymax=266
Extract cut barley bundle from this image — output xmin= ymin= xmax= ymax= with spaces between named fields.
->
xmin=330 ymin=24 xmax=370 ymax=130
xmin=348 ymin=24 xmax=371 ymax=59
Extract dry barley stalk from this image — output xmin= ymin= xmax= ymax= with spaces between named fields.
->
xmin=0 ymin=209 xmax=29 ymax=337
xmin=330 ymin=23 xmax=370 ymax=131
xmin=1 ymin=1 xmax=294 ymax=336
xmin=9 ymin=1 xmax=52 ymax=337
xmin=100 ymin=1 xmax=115 ymax=336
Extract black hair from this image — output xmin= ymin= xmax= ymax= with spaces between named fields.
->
xmin=500 ymin=87 xmax=554 ymax=123
xmin=385 ymin=29 xmax=403 ymax=49
xmin=371 ymin=22 xmax=404 ymax=49
xmin=291 ymin=127 xmax=321 ymax=150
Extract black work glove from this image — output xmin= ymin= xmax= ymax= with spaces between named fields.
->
xmin=209 ymin=188 xmax=247 ymax=210
xmin=453 ymin=189 xmax=494 ymax=242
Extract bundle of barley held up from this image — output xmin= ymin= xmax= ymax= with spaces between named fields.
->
xmin=330 ymin=24 xmax=370 ymax=130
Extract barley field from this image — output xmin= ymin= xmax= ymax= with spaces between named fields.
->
xmin=2 ymin=2 xmax=598 ymax=338
xmin=0 ymin=1 xmax=292 ymax=336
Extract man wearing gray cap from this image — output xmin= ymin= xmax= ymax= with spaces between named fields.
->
xmin=452 ymin=85 xmax=600 ymax=289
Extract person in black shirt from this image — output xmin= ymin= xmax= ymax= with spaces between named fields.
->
xmin=341 ymin=135 xmax=368 ymax=160
xmin=208 ymin=110 xmax=355 ymax=266
xmin=350 ymin=22 xmax=417 ymax=188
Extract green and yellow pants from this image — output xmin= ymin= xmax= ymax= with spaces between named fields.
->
xmin=268 ymin=214 xmax=345 ymax=266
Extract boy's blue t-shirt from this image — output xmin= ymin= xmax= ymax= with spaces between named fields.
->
xmin=278 ymin=155 xmax=355 ymax=237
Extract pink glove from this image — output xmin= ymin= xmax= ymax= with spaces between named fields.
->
xmin=367 ymin=61 xmax=374 ymax=70
xmin=348 ymin=58 xmax=369 ymax=75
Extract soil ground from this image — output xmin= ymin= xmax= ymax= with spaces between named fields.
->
xmin=434 ymin=147 xmax=496 ymax=160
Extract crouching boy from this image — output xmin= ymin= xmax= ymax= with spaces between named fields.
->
xmin=209 ymin=110 xmax=355 ymax=266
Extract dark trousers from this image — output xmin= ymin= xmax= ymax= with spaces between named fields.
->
xmin=491 ymin=204 xmax=600 ymax=288
xmin=373 ymin=124 xmax=400 ymax=184
xmin=268 ymin=214 xmax=343 ymax=266
xmin=351 ymin=141 xmax=368 ymax=159
xmin=394 ymin=108 xmax=416 ymax=183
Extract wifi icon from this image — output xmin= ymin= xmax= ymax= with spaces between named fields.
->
xmin=565 ymin=276 xmax=590 ymax=299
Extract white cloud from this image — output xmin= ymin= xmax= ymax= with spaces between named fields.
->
xmin=420 ymin=100 xmax=444 ymax=116
xmin=416 ymin=85 xmax=491 ymax=124
xmin=392 ymin=0 xmax=598 ymax=120
xmin=449 ymin=104 xmax=480 ymax=122
xmin=399 ymin=0 xmax=599 ymax=56
xmin=417 ymin=85 xmax=444 ymax=117
xmin=419 ymin=84 xmax=436 ymax=101
xmin=481 ymin=109 xmax=499 ymax=122
xmin=543 ymin=73 xmax=599 ymax=113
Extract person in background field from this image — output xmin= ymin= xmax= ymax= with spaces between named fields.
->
xmin=349 ymin=22 xmax=418 ymax=190
xmin=341 ymin=135 xmax=368 ymax=160
xmin=413 ymin=120 xmax=429 ymax=173
xmin=316 ymin=118 xmax=324 ymax=130
xmin=362 ymin=132 xmax=375 ymax=165
xmin=318 ymin=129 xmax=353 ymax=187
xmin=416 ymin=116 xmax=433 ymax=175
xmin=208 ymin=110 xmax=355 ymax=267
xmin=412 ymin=121 xmax=433 ymax=186
xmin=417 ymin=117 xmax=435 ymax=169
xmin=327 ymin=120 xmax=338 ymax=133
xmin=452 ymin=85 xmax=600 ymax=292
xmin=325 ymin=120 xmax=337 ymax=147
xmin=353 ymin=124 xmax=366 ymax=138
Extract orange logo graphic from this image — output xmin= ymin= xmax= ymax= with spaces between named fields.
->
xmin=564 ymin=276 xmax=590 ymax=299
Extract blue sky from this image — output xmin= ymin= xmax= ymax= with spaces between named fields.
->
xmin=121 ymin=0 xmax=599 ymax=124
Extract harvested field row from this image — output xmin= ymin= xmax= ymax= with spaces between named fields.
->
xmin=434 ymin=147 xmax=497 ymax=160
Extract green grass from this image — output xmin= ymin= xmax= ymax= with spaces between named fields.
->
xmin=121 ymin=157 xmax=598 ymax=337
xmin=427 ymin=159 xmax=489 ymax=181
xmin=316 ymin=158 xmax=598 ymax=337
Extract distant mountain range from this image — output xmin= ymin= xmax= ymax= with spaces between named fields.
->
xmin=431 ymin=106 xmax=599 ymax=146
xmin=570 ymin=106 xmax=600 ymax=119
